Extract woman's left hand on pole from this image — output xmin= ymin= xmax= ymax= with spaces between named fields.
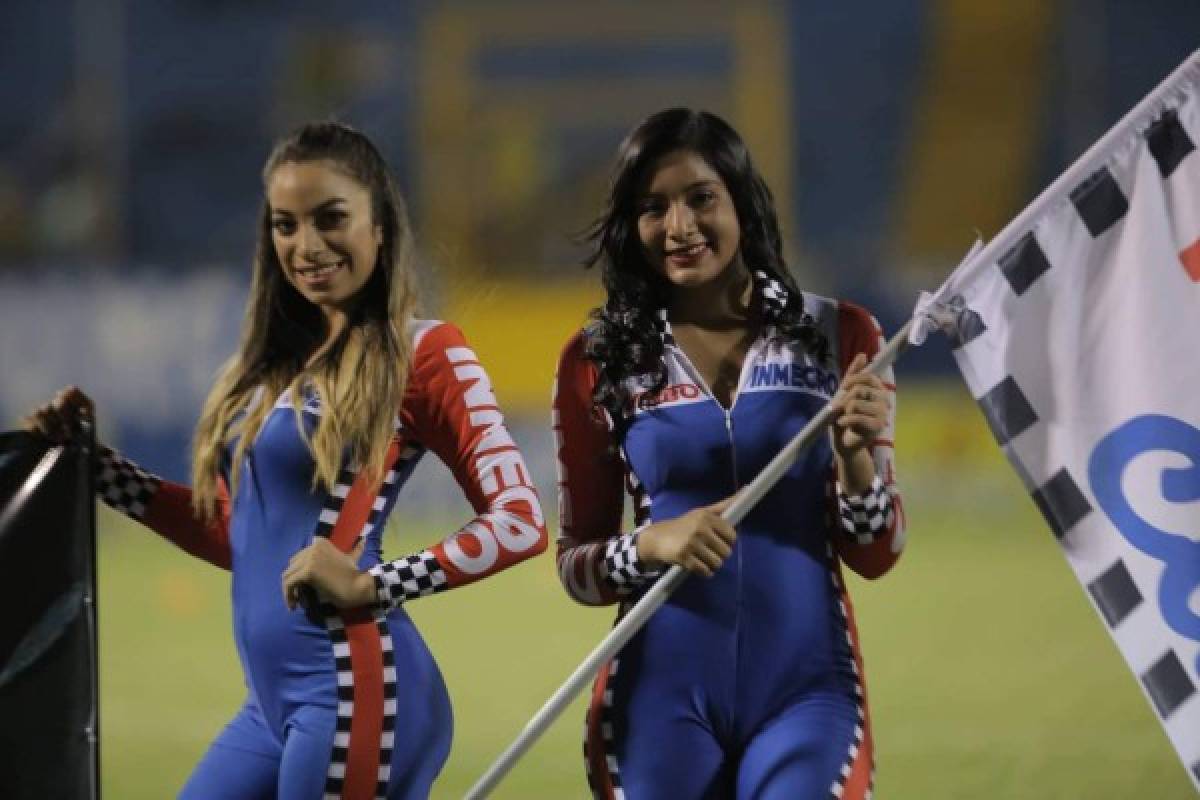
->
xmin=281 ymin=537 xmax=376 ymax=610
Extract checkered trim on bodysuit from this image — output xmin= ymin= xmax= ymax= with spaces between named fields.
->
xmin=95 ymin=446 xmax=161 ymax=519
xmin=826 ymin=542 xmax=875 ymax=799
xmin=584 ymin=655 xmax=625 ymax=799
xmin=754 ymin=270 xmax=789 ymax=323
xmin=320 ymin=607 xmax=396 ymax=798
xmin=311 ymin=431 xmax=423 ymax=799
xmin=653 ymin=308 xmax=676 ymax=348
xmin=313 ymin=441 xmax=423 ymax=540
xmin=369 ymin=551 xmax=448 ymax=608
xmin=653 ymin=271 xmax=791 ymax=353
xmin=322 ymin=610 xmax=397 ymax=800
xmin=835 ymin=476 xmax=894 ymax=544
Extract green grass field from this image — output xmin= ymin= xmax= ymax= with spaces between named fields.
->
xmin=97 ymin=383 xmax=1195 ymax=798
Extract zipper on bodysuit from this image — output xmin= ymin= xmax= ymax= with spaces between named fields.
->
xmin=724 ymin=410 xmax=739 ymax=489
xmin=724 ymin=398 xmax=744 ymax=740
xmin=669 ymin=337 xmax=757 ymax=739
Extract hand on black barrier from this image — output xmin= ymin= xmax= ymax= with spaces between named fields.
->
xmin=23 ymin=387 xmax=95 ymax=444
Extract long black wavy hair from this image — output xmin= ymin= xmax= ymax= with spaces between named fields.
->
xmin=584 ymin=108 xmax=826 ymax=428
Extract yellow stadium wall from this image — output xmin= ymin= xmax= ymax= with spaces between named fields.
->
xmin=444 ymin=280 xmax=605 ymax=413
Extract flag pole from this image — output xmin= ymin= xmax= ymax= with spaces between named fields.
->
xmin=465 ymin=319 xmax=914 ymax=800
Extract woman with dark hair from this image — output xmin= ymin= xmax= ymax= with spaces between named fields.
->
xmin=27 ymin=121 xmax=547 ymax=798
xmin=554 ymin=108 xmax=905 ymax=798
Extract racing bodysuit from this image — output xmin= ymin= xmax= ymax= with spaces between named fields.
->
xmin=553 ymin=275 xmax=905 ymax=799
xmin=96 ymin=320 xmax=546 ymax=799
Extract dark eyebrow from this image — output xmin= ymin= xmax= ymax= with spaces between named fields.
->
xmin=640 ymin=180 xmax=722 ymax=199
xmin=271 ymin=197 xmax=349 ymax=217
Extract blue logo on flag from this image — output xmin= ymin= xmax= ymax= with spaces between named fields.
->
xmin=1088 ymin=414 xmax=1200 ymax=672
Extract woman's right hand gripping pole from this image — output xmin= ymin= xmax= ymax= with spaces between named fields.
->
xmin=635 ymin=495 xmax=737 ymax=578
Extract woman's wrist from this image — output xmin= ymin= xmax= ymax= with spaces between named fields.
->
xmin=835 ymin=447 xmax=876 ymax=497
xmin=352 ymin=571 xmax=379 ymax=607
xmin=633 ymin=527 xmax=661 ymax=569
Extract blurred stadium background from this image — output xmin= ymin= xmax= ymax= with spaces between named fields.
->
xmin=2 ymin=1 xmax=1197 ymax=797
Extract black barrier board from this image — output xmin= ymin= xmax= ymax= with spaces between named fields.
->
xmin=0 ymin=429 xmax=98 ymax=799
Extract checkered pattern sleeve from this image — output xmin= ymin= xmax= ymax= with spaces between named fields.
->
xmin=368 ymin=550 xmax=449 ymax=609
xmin=835 ymin=476 xmax=894 ymax=543
xmin=96 ymin=445 xmax=162 ymax=520
xmin=601 ymin=527 xmax=659 ymax=591
xmin=94 ymin=445 xmax=233 ymax=570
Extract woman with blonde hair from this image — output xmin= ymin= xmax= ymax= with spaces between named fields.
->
xmin=28 ymin=121 xmax=547 ymax=799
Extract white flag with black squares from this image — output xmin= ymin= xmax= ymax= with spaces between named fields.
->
xmin=914 ymin=50 xmax=1200 ymax=791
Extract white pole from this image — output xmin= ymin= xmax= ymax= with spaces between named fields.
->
xmin=466 ymin=320 xmax=913 ymax=799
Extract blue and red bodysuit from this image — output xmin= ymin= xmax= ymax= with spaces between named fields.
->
xmin=96 ymin=320 xmax=547 ymax=799
xmin=553 ymin=275 xmax=905 ymax=799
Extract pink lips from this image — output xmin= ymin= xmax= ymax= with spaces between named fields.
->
xmin=665 ymin=242 xmax=708 ymax=266
xmin=294 ymin=261 xmax=345 ymax=287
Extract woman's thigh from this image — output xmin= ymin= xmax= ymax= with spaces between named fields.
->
xmin=735 ymin=692 xmax=865 ymax=800
xmin=179 ymin=701 xmax=279 ymax=800
xmin=586 ymin=657 xmax=732 ymax=800
xmin=277 ymin=687 xmax=452 ymax=800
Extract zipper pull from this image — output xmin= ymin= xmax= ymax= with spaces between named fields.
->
xmin=724 ymin=410 xmax=739 ymax=488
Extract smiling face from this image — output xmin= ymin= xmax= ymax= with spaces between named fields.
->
xmin=267 ymin=159 xmax=383 ymax=318
xmin=636 ymin=148 xmax=741 ymax=289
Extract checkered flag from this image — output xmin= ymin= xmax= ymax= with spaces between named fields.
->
xmin=911 ymin=50 xmax=1200 ymax=790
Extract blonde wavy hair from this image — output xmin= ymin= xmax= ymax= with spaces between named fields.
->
xmin=191 ymin=122 xmax=418 ymax=519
